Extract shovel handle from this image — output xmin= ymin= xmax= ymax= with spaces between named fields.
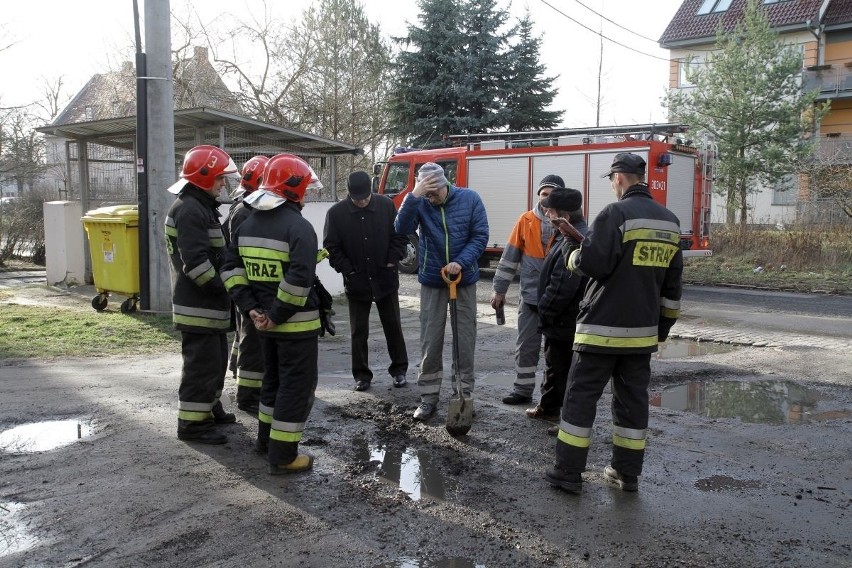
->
xmin=441 ymin=267 xmax=461 ymax=299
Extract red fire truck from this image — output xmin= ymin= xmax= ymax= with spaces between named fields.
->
xmin=373 ymin=123 xmax=714 ymax=273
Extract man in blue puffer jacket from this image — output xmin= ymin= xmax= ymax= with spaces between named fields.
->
xmin=395 ymin=162 xmax=489 ymax=421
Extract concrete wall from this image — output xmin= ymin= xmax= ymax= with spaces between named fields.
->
xmin=43 ymin=201 xmax=86 ymax=286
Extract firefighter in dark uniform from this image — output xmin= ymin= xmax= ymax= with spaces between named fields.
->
xmin=165 ymin=145 xmax=239 ymax=445
xmin=225 ymin=155 xmax=269 ymax=416
xmin=222 ymin=153 xmax=325 ymax=474
xmin=545 ymin=153 xmax=683 ymax=493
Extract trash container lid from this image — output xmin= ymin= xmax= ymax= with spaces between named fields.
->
xmin=82 ymin=204 xmax=138 ymax=223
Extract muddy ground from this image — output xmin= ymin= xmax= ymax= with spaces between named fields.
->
xmin=1 ymin=270 xmax=851 ymax=567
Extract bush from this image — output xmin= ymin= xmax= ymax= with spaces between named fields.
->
xmin=0 ymin=190 xmax=49 ymax=266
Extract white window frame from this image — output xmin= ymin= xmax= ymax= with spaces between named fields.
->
xmin=771 ymin=174 xmax=798 ymax=206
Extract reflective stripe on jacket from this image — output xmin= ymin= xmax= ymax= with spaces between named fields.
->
xmin=493 ymin=204 xmax=555 ymax=306
xmin=164 ymin=185 xmax=232 ymax=333
xmin=222 ymin=201 xmax=321 ymax=339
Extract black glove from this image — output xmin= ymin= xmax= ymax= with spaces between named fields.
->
xmin=319 ymin=309 xmax=336 ymax=337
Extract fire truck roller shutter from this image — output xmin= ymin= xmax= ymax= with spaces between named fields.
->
xmin=663 ymin=153 xmax=696 ymax=236
xmin=466 ymin=156 xmax=531 ymax=248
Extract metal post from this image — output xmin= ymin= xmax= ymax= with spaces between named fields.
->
xmin=133 ymin=0 xmax=150 ymax=310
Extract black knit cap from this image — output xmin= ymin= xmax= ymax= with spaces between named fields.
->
xmin=537 ymin=174 xmax=565 ymax=195
xmin=541 ymin=187 xmax=582 ymax=212
xmin=347 ymin=171 xmax=372 ymax=199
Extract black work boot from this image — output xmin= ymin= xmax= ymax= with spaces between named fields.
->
xmin=545 ymin=466 xmax=583 ymax=494
xmin=212 ymin=400 xmax=236 ymax=424
xmin=177 ymin=428 xmax=227 ymax=445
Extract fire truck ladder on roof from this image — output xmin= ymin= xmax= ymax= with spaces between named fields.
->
xmin=448 ymin=123 xmax=692 ymax=150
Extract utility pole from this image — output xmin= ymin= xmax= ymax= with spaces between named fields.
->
xmin=132 ymin=0 xmax=149 ymax=310
xmin=144 ymin=0 xmax=175 ymax=312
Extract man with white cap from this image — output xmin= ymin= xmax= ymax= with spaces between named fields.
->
xmin=395 ymin=162 xmax=489 ymax=421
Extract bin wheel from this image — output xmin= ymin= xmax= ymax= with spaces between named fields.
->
xmin=92 ymin=295 xmax=108 ymax=311
xmin=120 ymin=298 xmax=137 ymax=314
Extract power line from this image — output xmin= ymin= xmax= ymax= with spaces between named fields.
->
xmin=538 ymin=0 xmax=672 ymax=63
xmin=568 ymin=0 xmax=659 ymax=43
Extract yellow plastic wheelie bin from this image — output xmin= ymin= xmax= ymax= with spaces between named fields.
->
xmin=81 ymin=204 xmax=140 ymax=313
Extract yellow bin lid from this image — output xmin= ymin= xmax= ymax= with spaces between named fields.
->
xmin=82 ymin=204 xmax=139 ymax=223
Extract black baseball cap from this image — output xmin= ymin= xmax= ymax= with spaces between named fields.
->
xmin=601 ymin=153 xmax=646 ymax=178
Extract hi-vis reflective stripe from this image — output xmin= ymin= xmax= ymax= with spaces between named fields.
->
xmin=258 ymin=404 xmax=275 ymax=424
xmin=173 ymin=304 xmax=231 ymax=329
xmin=621 ymin=219 xmax=680 ymax=243
xmin=165 ymin=217 xmax=177 ymax=236
xmin=316 ymin=248 xmax=330 ymax=262
xmin=613 ymin=425 xmax=647 ymax=451
xmin=660 ymin=296 xmax=681 ymax=319
xmin=208 ymin=228 xmax=225 ymax=248
xmin=238 ymin=236 xmax=290 ymax=257
xmin=277 ymin=280 xmax=309 ymax=306
xmin=267 ymin=311 xmax=321 ymax=334
xmin=574 ymin=323 xmax=658 ymax=349
xmin=187 ymin=260 xmax=216 ymax=286
xmin=222 ymin=268 xmax=249 ymax=290
xmin=556 ymin=421 xmax=592 ymax=448
xmin=237 ymin=369 xmax=263 ymax=389
xmin=270 ymin=419 xmax=306 ymax=443
xmin=178 ymin=400 xmax=213 ymax=422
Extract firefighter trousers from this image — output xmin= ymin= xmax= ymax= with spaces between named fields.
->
xmin=177 ymin=332 xmax=228 ymax=434
xmin=348 ymin=292 xmax=408 ymax=383
xmin=555 ymin=351 xmax=651 ymax=477
xmin=538 ymin=336 xmax=574 ymax=412
xmin=511 ymin=302 xmax=543 ymax=398
xmin=233 ymin=309 xmax=263 ymax=410
xmin=257 ymin=335 xmax=319 ymax=466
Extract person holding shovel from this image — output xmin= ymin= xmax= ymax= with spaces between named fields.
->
xmin=394 ymin=162 xmax=489 ymax=421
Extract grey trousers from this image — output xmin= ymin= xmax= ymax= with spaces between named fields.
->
xmin=512 ymin=302 xmax=543 ymax=398
xmin=417 ymin=283 xmax=477 ymax=404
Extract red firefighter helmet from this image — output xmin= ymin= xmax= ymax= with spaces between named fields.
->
xmin=258 ymin=154 xmax=317 ymax=203
xmin=239 ymin=155 xmax=269 ymax=194
xmin=175 ymin=145 xmax=238 ymax=192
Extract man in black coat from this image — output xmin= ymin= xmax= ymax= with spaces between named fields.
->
xmin=533 ymin=188 xmax=588 ymax=429
xmin=323 ymin=171 xmax=410 ymax=392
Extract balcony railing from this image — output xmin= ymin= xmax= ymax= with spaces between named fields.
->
xmin=802 ymin=65 xmax=852 ymax=99
xmin=815 ymin=134 xmax=852 ymax=162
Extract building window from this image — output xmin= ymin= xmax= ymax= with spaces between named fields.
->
xmin=697 ymin=0 xmax=733 ymax=15
xmin=679 ymin=58 xmax=701 ymax=88
xmin=772 ymin=175 xmax=797 ymax=205
xmin=764 ymin=0 xmax=792 ymax=4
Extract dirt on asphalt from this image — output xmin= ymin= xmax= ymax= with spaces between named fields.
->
xmin=1 ymin=270 xmax=851 ymax=568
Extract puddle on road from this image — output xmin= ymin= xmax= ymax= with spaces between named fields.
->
xmin=374 ymin=557 xmax=485 ymax=568
xmin=694 ymin=475 xmax=763 ymax=492
xmin=651 ymin=380 xmax=851 ymax=424
xmin=0 ymin=418 xmax=95 ymax=453
xmin=354 ymin=440 xmax=457 ymax=501
xmin=0 ymin=502 xmax=37 ymax=559
xmin=654 ymin=339 xmax=738 ymax=359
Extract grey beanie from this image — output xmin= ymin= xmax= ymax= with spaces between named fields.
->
xmin=417 ymin=162 xmax=449 ymax=188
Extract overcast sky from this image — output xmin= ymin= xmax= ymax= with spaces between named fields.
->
xmin=0 ymin=0 xmax=683 ymax=129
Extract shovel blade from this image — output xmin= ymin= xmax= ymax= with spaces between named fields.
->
xmin=445 ymin=396 xmax=473 ymax=437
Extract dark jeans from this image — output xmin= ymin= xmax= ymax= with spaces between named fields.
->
xmin=349 ymin=292 xmax=408 ymax=383
xmin=538 ymin=336 xmax=573 ymax=412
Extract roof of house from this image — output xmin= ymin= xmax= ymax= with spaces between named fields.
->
xmin=659 ymin=0 xmax=825 ymax=48
xmin=51 ymin=46 xmax=241 ymax=126
xmin=823 ymin=0 xmax=852 ymax=27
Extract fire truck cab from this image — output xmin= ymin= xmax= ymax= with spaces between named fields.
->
xmin=374 ymin=123 xmax=714 ymax=273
